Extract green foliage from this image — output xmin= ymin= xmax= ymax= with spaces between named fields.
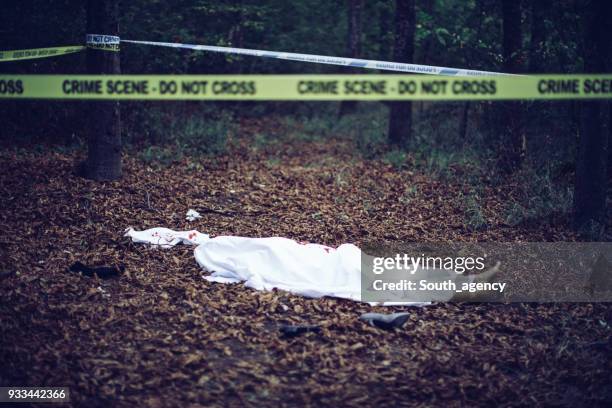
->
xmin=384 ymin=149 xmax=407 ymax=170
xmin=332 ymin=104 xmax=389 ymax=159
xmin=503 ymin=166 xmax=573 ymax=226
xmin=251 ymin=103 xmax=389 ymax=157
xmin=422 ymin=149 xmax=456 ymax=180
xmin=125 ymin=104 xmax=232 ymax=163
xmin=179 ymin=114 xmax=231 ymax=156
xmin=463 ymin=193 xmax=488 ymax=231
xmin=400 ymin=186 xmax=418 ymax=204
xmin=280 ymin=116 xmax=328 ymax=142
xmin=252 ymin=132 xmax=276 ymax=152
xmin=138 ymin=144 xmax=184 ymax=168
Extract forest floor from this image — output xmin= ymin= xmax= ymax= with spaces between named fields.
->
xmin=1 ymin=122 xmax=611 ymax=407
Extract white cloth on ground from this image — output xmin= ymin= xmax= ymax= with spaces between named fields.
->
xmin=125 ymin=227 xmax=209 ymax=248
xmin=125 ymin=227 xmax=426 ymax=306
xmin=185 ymin=209 xmax=202 ymax=222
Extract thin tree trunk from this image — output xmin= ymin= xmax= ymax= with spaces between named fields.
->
xmin=526 ymin=0 xmax=550 ymax=159
xmin=388 ymin=0 xmax=415 ymax=148
xmin=417 ymin=0 xmax=436 ymax=119
xmin=574 ymin=0 xmax=610 ymax=237
xmin=502 ymin=0 xmax=522 ymax=72
xmin=377 ymin=1 xmax=392 ymax=59
xmin=529 ymin=0 xmax=549 ymax=73
xmin=500 ymin=0 xmax=524 ymax=171
xmin=340 ymin=0 xmax=364 ymax=116
xmin=460 ymin=0 xmax=486 ymax=147
xmin=84 ymin=0 xmax=122 ymax=180
xmin=459 ymin=102 xmax=470 ymax=141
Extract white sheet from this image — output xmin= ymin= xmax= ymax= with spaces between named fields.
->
xmin=125 ymin=227 xmax=426 ymax=306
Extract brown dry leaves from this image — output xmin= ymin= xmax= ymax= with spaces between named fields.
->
xmin=0 ymin=137 xmax=610 ymax=407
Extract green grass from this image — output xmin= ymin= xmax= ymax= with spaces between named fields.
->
xmin=463 ymin=193 xmax=488 ymax=231
xmin=503 ymin=165 xmax=573 ymax=226
xmin=125 ymin=105 xmax=233 ymax=166
xmin=384 ymin=149 xmax=407 ymax=170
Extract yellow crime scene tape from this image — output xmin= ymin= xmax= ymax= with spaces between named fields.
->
xmin=0 ymin=35 xmax=119 ymax=63
xmin=1 ymin=74 xmax=612 ymax=101
xmin=0 ymin=46 xmax=85 ymax=62
xmin=2 ymin=36 xmax=611 ymax=101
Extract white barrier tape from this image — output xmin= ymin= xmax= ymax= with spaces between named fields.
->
xmin=86 ymin=34 xmax=120 ymax=45
xmin=121 ymin=39 xmax=520 ymax=77
xmin=86 ymin=34 xmax=120 ymax=51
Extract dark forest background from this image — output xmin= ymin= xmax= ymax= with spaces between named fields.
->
xmin=2 ymin=3 xmax=612 ymax=405
xmin=0 ymin=0 xmax=611 ymax=237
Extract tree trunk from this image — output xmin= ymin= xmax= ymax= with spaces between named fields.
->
xmin=416 ymin=0 xmax=436 ymax=118
xmin=502 ymin=0 xmax=522 ymax=73
xmin=574 ymin=0 xmax=610 ymax=237
xmin=459 ymin=0 xmax=486 ymax=149
xmin=83 ymin=0 xmax=122 ymax=180
xmin=339 ymin=0 xmax=364 ymax=116
xmin=529 ymin=0 xmax=549 ymax=73
xmin=417 ymin=0 xmax=435 ymax=63
xmin=526 ymin=0 xmax=550 ymax=161
xmin=377 ymin=0 xmax=393 ymax=60
xmin=459 ymin=102 xmax=470 ymax=141
xmin=388 ymin=0 xmax=415 ymax=148
xmin=499 ymin=0 xmax=524 ymax=171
